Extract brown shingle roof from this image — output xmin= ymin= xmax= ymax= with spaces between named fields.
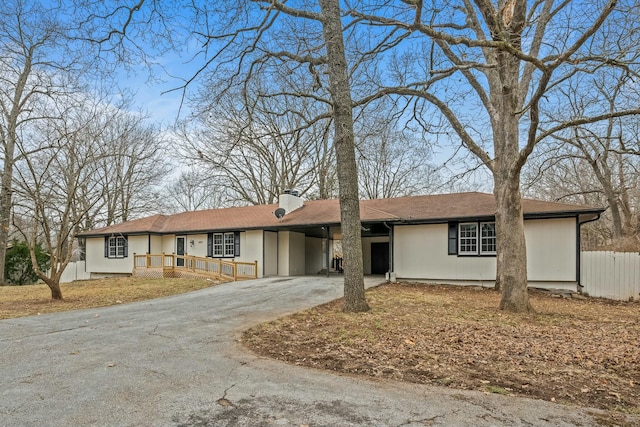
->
xmin=78 ymin=192 xmax=603 ymax=236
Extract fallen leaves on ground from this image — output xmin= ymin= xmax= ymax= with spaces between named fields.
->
xmin=243 ymin=282 xmax=640 ymax=416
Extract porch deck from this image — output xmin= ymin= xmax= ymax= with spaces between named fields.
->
xmin=133 ymin=253 xmax=258 ymax=281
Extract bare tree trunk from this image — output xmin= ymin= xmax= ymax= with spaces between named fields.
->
xmin=495 ymin=176 xmax=532 ymax=312
xmin=488 ymin=29 xmax=533 ymax=312
xmin=603 ymin=182 xmax=624 ymax=239
xmin=0 ymin=57 xmax=30 ymax=285
xmin=318 ymin=0 xmax=369 ymax=313
xmin=587 ymin=151 xmax=624 ymax=239
xmin=45 ymin=278 xmax=63 ymax=300
xmin=0 ymin=168 xmax=12 ymax=286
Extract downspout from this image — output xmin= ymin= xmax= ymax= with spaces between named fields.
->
xmin=383 ymin=222 xmax=393 ymax=281
xmin=325 ymin=226 xmax=330 ymax=278
xmin=577 ymin=212 xmax=603 ymax=292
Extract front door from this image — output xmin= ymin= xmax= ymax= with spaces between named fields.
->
xmin=176 ymin=236 xmax=186 ymax=267
xmin=370 ymin=242 xmax=389 ymax=275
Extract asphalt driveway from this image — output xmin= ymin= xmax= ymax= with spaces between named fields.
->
xmin=0 ymin=276 xmax=615 ymax=426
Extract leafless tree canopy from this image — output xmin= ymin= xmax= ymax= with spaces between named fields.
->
xmin=0 ymin=0 xmax=88 ymax=285
xmin=4 ymin=1 xmax=640 ymax=311
xmin=179 ymin=80 xmax=338 ymax=206
xmin=524 ymin=69 xmax=640 ymax=247
xmin=0 ymin=0 xmax=173 ymax=290
xmin=10 ymin=95 xmax=169 ymax=298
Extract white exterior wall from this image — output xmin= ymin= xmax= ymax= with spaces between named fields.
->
xmin=85 ymin=235 xmax=148 ymax=274
xmin=277 ymin=231 xmax=289 ymax=275
xmin=162 ymin=235 xmax=175 ymax=254
xmin=289 ymin=232 xmax=306 ymax=275
xmin=278 ymin=231 xmax=306 ymax=276
xmin=394 ymin=218 xmax=577 ymax=287
xmin=264 ymin=231 xmax=278 ymax=276
xmin=236 ymin=230 xmax=263 ymax=278
xmin=524 ymin=218 xmax=576 ymax=282
xmin=305 ymin=236 xmax=324 ymax=275
xmin=181 ymin=234 xmax=208 ymax=257
xmin=132 ymin=235 xmax=150 ymax=258
xmin=150 ymin=235 xmax=162 ymax=253
xmin=394 ymin=224 xmax=495 ymax=283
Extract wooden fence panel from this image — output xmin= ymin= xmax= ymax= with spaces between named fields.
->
xmin=581 ymin=251 xmax=640 ymax=300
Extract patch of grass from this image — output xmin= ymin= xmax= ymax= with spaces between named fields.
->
xmin=0 ymin=276 xmax=223 ymax=319
xmin=485 ymin=385 xmax=511 ymax=395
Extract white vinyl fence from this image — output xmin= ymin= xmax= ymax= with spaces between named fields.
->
xmin=57 ymin=261 xmax=92 ymax=283
xmin=581 ymin=251 xmax=640 ymax=301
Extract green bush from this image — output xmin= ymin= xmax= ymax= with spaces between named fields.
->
xmin=4 ymin=240 xmax=50 ymax=286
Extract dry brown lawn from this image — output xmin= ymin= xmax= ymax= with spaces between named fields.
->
xmin=243 ymin=282 xmax=640 ymax=423
xmin=0 ymin=276 xmax=223 ymax=320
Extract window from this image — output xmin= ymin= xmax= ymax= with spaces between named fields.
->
xmin=209 ymin=232 xmax=236 ymax=258
xmin=458 ymin=223 xmax=478 ymax=255
xmin=213 ymin=234 xmax=223 ymax=256
xmin=224 ymin=233 xmax=235 ymax=257
xmin=104 ymin=236 xmax=127 ymax=258
xmin=480 ymin=222 xmax=496 ymax=254
xmin=449 ymin=222 xmax=496 ymax=256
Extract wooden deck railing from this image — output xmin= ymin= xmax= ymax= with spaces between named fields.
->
xmin=133 ymin=253 xmax=258 ymax=281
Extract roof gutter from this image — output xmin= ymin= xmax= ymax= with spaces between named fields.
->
xmin=576 ymin=210 xmax=604 ymax=292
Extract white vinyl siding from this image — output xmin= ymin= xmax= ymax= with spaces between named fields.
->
xmin=394 ymin=218 xmax=577 ymax=287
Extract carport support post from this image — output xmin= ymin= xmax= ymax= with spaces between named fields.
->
xmin=389 ymin=223 xmax=393 ymax=275
xmin=325 ymin=226 xmax=330 ymax=278
xmin=384 ymin=222 xmax=394 ymax=281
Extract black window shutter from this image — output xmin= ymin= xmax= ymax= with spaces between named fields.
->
xmin=234 ymin=232 xmax=240 ymax=256
xmin=123 ymin=237 xmax=128 ymax=258
xmin=207 ymin=233 xmax=213 ymax=257
xmin=104 ymin=236 xmax=109 ymax=257
xmin=448 ymin=223 xmax=457 ymax=255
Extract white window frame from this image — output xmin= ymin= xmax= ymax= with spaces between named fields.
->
xmin=480 ymin=222 xmax=496 ymax=255
xmin=108 ymin=236 xmax=126 ymax=258
xmin=212 ymin=232 xmax=235 ymax=257
xmin=213 ymin=233 xmax=223 ymax=256
xmin=224 ymin=232 xmax=235 ymax=257
xmin=458 ymin=223 xmax=478 ymax=255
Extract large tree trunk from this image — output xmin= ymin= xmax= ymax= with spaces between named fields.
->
xmin=0 ymin=44 xmax=33 ymax=286
xmin=0 ymin=122 xmax=18 ymax=286
xmin=495 ymin=176 xmax=532 ymax=312
xmin=318 ymin=0 xmax=369 ymax=313
xmin=0 ymin=168 xmax=12 ymax=286
xmin=589 ymin=158 xmax=624 ymax=239
xmin=604 ymin=185 xmax=624 ymax=239
xmin=491 ymin=31 xmax=533 ymax=312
